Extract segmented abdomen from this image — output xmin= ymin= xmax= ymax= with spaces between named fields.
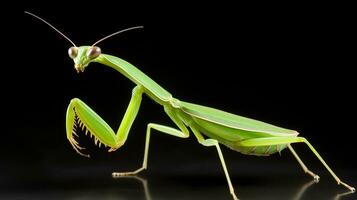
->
xmin=232 ymin=144 xmax=288 ymax=156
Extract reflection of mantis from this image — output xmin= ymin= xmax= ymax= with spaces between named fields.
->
xmin=26 ymin=11 xmax=354 ymax=200
xmin=334 ymin=191 xmax=355 ymax=200
xmin=292 ymin=180 xmax=316 ymax=200
xmin=115 ymin=176 xmax=152 ymax=200
xmin=292 ymin=180 xmax=354 ymax=200
xmin=116 ymin=176 xmax=353 ymax=200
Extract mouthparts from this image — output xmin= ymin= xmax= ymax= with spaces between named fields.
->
xmin=75 ymin=64 xmax=84 ymax=73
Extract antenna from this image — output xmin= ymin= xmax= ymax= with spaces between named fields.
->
xmin=24 ymin=11 xmax=77 ymax=47
xmin=91 ymin=26 xmax=144 ymax=46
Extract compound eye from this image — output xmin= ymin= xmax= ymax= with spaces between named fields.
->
xmin=87 ymin=46 xmax=101 ymax=59
xmin=68 ymin=47 xmax=78 ymax=59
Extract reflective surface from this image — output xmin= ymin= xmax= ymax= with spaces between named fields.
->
xmin=3 ymin=161 xmax=356 ymax=200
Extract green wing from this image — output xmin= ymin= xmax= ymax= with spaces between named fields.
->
xmin=180 ymin=101 xmax=297 ymax=136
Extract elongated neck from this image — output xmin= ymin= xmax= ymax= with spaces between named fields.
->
xmin=94 ymin=54 xmax=172 ymax=103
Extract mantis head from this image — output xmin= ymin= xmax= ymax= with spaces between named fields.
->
xmin=25 ymin=11 xmax=143 ymax=73
xmin=68 ymin=46 xmax=101 ymax=73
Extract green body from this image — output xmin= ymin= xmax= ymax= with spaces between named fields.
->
xmin=64 ymin=46 xmax=354 ymax=199
xmin=179 ymin=101 xmax=298 ymax=155
xmin=26 ymin=11 xmax=354 ymax=199
xmin=91 ymin=49 xmax=298 ymax=156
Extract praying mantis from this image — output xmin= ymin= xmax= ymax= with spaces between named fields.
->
xmin=26 ymin=11 xmax=355 ymax=200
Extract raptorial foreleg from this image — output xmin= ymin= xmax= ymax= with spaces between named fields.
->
xmin=65 ymin=85 xmax=144 ymax=157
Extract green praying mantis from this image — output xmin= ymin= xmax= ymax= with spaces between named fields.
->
xmin=26 ymin=11 xmax=355 ymax=200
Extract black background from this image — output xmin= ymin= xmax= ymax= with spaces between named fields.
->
xmin=3 ymin=2 xmax=356 ymax=200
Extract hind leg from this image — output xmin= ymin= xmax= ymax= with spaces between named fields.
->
xmin=190 ymin=125 xmax=239 ymax=200
xmin=238 ymin=136 xmax=355 ymax=192
xmin=288 ymin=144 xmax=320 ymax=182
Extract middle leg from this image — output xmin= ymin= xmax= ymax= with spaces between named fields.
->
xmin=288 ymin=144 xmax=320 ymax=182
xmin=113 ymin=106 xmax=190 ymax=177
xmin=112 ymin=123 xmax=189 ymax=177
